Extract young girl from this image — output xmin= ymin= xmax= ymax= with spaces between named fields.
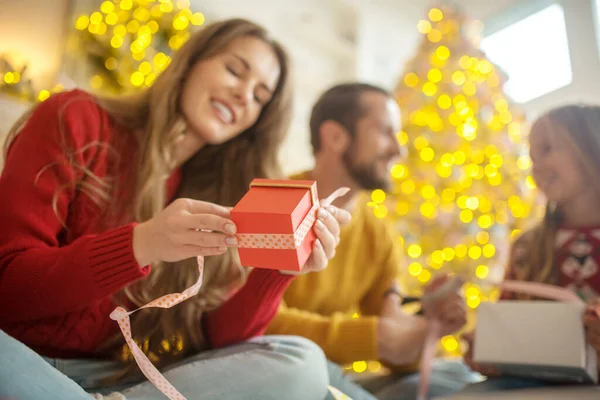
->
xmin=0 ymin=18 xmax=352 ymax=400
xmin=461 ymin=104 xmax=600 ymax=393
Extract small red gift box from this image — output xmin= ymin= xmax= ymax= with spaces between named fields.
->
xmin=230 ymin=178 xmax=319 ymax=272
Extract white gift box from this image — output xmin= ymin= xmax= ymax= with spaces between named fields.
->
xmin=473 ymin=301 xmax=598 ymax=384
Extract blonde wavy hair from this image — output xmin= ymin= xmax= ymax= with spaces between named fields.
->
xmin=509 ymin=104 xmax=600 ymax=290
xmin=4 ymin=18 xmax=293 ymax=372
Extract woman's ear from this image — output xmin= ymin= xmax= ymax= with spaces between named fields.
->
xmin=319 ymin=120 xmax=350 ymax=155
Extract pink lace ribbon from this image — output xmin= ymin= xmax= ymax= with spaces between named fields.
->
xmin=109 ymin=187 xmax=350 ymax=399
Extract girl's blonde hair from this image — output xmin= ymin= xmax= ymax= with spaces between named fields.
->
xmin=4 ymin=18 xmax=293 ymax=372
xmin=510 ymin=104 xmax=600 ymax=289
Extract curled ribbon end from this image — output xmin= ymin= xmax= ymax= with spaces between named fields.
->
xmin=109 ymin=307 xmax=127 ymax=321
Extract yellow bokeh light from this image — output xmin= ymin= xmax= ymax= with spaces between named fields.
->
xmin=452 ymin=71 xmax=466 ymax=86
xmin=38 ymin=90 xmax=51 ymax=101
xmin=459 ymin=209 xmax=473 ymax=223
xmin=408 ymin=244 xmax=422 ymax=258
xmin=478 ymin=215 xmax=493 ymax=229
xmin=476 ymin=231 xmax=490 ymax=244
xmin=401 ymin=180 xmax=416 ymax=194
xmin=455 ymin=244 xmax=468 ymax=258
xmin=75 ymin=15 xmax=90 ymax=30
xmin=191 ymin=12 xmax=205 ymax=26
xmin=467 ymin=297 xmax=481 ymax=308
xmin=113 ymin=24 xmax=127 ymax=36
xmin=3 ymin=72 xmax=14 ymax=84
xmin=126 ymin=19 xmax=140 ymax=33
xmin=173 ymin=15 xmax=189 ymax=30
xmin=427 ymin=29 xmax=442 ymax=42
xmin=442 ymin=336 xmax=458 ymax=352
xmin=526 ymin=175 xmax=537 ymax=189
xmin=437 ymin=94 xmax=452 ymax=109
xmin=133 ymin=7 xmax=150 ymax=22
xmin=145 ymin=73 xmax=157 ymax=87
xmin=479 ymin=60 xmax=492 ymax=74
xmin=489 ymin=174 xmax=502 ymax=186
xmin=420 ymin=147 xmax=435 ymax=162
xmin=420 ymin=202 xmax=437 ymax=218
xmin=442 ymin=248 xmax=455 ymax=261
xmin=418 ymin=269 xmax=432 ymax=283
xmin=494 ymin=98 xmax=508 ymax=112
xmin=397 ymin=131 xmax=409 ymax=145
xmin=423 ymin=82 xmax=437 ymax=96
xmin=500 ymin=111 xmax=512 ymax=124
xmin=436 ymin=46 xmax=450 ymax=60
xmin=90 ymin=11 xmax=102 ymax=24
xmin=105 ymin=13 xmax=118 ymax=25
xmin=414 ymin=136 xmax=429 ymax=150
xmin=374 ymin=204 xmax=388 ymax=219
xmin=463 ymin=81 xmax=476 ymax=96
xmin=105 ymin=57 xmax=118 ymax=70
xmin=459 ymin=56 xmax=470 ymax=69
xmin=138 ymin=61 xmax=152 ymax=75
xmin=476 ymin=265 xmax=489 ymax=279
xmin=465 ymin=196 xmax=479 ymax=210
xmin=130 ymin=71 xmax=145 ymax=87
xmin=421 ymin=185 xmax=436 ymax=199
xmin=517 ymin=155 xmax=532 ymax=170
xmin=396 ymin=201 xmax=410 ymax=216
xmin=90 ymin=75 xmax=103 ymax=89
xmin=371 ymin=189 xmax=386 ymax=203
xmin=440 ymin=153 xmax=454 ymax=167
xmin=483 ymin=244 xmax=496 ymax=258
xmin=368 ymin=361 xmax=382 ymax=373
xmin=391 ymin=164 xmax=407 ymax=179
xmin=404 ymin=72 xmax=419 ymax=87
xmin=453 ymin=151 xmax=466 ymax=165
xmin=119 ymin=0 xmax=133 ymax=10
xmin=429 ymin=8 xmax=444 ymax=21
xmin=511 ymin=229 xmax=522 ymax=239
xmin=466 ymin=286 xmax=480 ymax=299
xmin=448 ymin=112 xmax=461 ymax=126
xmin=353 ymin=361 xmax=367 ymax=373
xmin=441 ymin=188 xmax=455 ymax=202
xmin=409 ymin=262 xmax=423 ymax=276
xmin=469 ymin=246 xmax=482 ymax=259
xmin=428 ymin=68 xmax=443 ymax=83
xmin=417 ymin=20 xmax=432 ymax=34
xmin=432 ymin=250 xmax=444 ymax=264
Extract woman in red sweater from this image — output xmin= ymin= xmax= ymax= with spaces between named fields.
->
xmin=0 ymin=18 xmax=351 ymax=400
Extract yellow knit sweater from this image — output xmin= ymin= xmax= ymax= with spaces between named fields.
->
xmin=266 ymin=175 xmax=403 ymax=365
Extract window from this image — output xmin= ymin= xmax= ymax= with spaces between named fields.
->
xmin=480 ymin=4 xmax=572 ymax=103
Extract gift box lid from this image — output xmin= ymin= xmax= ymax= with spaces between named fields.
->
xmin=231 ymin=179 xmax=318 ymax=235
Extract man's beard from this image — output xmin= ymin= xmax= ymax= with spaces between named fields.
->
xmin=342 ymin=146 xmax=391 ymax=191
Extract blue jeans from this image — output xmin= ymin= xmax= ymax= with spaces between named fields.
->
xmin=359 ymin=359 xmax=483 ymax=400
xmin=0 ymin=330 xmax=370 ymax=400
xmin=455 ymin=376 xmax=550 ymax=394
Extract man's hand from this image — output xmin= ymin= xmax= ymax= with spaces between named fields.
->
xmin=422 ymin=274 xmax=467 ymax=337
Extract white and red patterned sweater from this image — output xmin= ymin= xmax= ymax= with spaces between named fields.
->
xmin=502 ymin=226 xmax=600 ymax=302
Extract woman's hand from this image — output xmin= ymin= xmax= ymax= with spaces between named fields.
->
xmin=132 ymin=198 xmax=237 ymax=266
xmin=298 ymin=204 xmax=351 ymax=274
xmin=462 ymin=331 xmax=501 ymax=376
xmin=584 ymin=300 xmax=600 ymax=352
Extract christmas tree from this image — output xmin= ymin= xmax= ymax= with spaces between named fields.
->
xmin=68 ymin=0 xmax=205 ymax=94
xmin=369 ymin=4 xmax=541 ymax=356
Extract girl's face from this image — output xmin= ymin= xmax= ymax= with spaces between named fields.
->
xmin=529 ymin=119 xmax=588 ymax=205
xmin=180 ymin=35 xmax=281 ymax=145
